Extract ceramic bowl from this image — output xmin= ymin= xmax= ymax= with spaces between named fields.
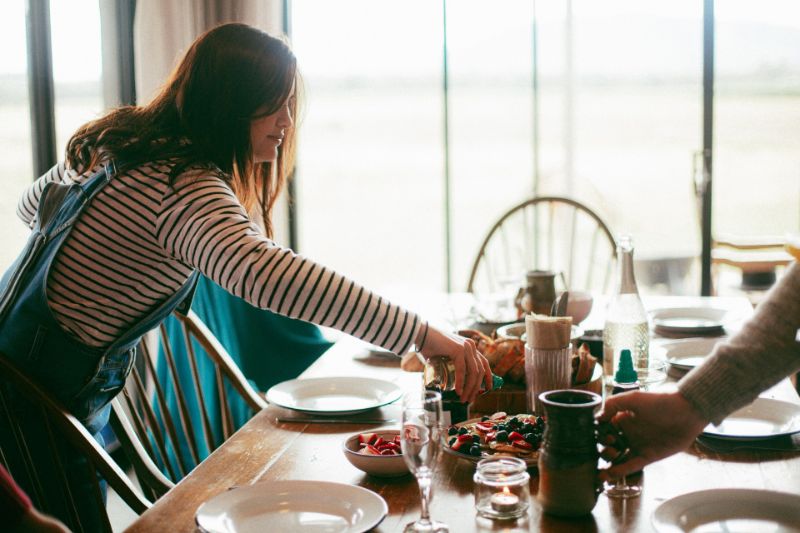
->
xmin=343 ymin=429 xmax=410 ymax=478
xmin=564 ymin=290 xmax=593 ymax=325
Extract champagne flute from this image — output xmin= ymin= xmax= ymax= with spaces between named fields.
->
xmin=400 ymin=390 xmax=448 ymax=533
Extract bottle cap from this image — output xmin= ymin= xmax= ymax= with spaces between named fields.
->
xmin=614 ymin=349 xmax=638 ymax=383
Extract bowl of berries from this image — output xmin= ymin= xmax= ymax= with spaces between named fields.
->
xmin=343 ymin=430 xmax=410 ymax=478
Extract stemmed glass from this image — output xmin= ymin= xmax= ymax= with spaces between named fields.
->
xmin=603 ymin=426 xmax=641 ymax=499
xmin=400 ymin=390 xmax=448 ymax=533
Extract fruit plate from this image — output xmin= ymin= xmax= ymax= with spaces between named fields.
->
xmin=442 ymin=413 xmax=542 ymax=467
xmin=265 ymin=377 xmax=402 ymax=416
xmin=195 ymin=480 xmax=387 ymax=533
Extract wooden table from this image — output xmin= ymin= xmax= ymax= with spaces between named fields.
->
xmin=126 ymin=296 xmax=800 ymax=532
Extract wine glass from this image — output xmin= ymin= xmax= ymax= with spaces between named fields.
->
xmin=603 ymin=427 xmax=642 ymax=499
xmin=400 ymin=390 xmax=448 ymax=533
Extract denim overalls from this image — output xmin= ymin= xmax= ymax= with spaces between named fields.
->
xmin=0 ymin=161 xmax=198 ymax=530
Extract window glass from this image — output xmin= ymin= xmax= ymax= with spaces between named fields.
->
xmin=447 ymin=0 xmax=535 ymax=291
xmin=714 ymin=0 xmax=800 ymax=239
xmin=50 ymin=0 xmax=104 ymax=157
xmin=536 ymin=0 xmax=704 ymax=294
xmin=0 ymin=0 xmax=33 ymax=270
xmin=292 ymin=0 xmax=445 ymax=293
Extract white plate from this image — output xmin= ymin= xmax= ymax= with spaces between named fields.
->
xmin=196 ymin=480 xmax=388 ymax=533
xmin=655 ymin=337 xmax=727 ymax=371
xmin=652 ymin=488 xmax=800 ymax=533
xmin=266 ymin=377 xmax=402 ymax=416
xmin=650 ymin=307 xmax=733 ymax=334
xmin=702 ymin=398 xmax=800 ymax=441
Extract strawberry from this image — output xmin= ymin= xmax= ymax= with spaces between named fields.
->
xmin=490 ymin=411 xmax=507 ymax=420
xmin=358 ymin=433 xmax=377 ymax=446
xmin=382 ymin=442 xmax=401 ymax=452
xmin=451 ymin=438 xmax=471 ymax=452
xmin=475 ymin=422 xmax=494 ymax=433
xmin=362 ymin=444 xmax=382 ymax=455
xmin=511 ymin=440 xmax=533 ymax=450
xmin=508 ymin=431 xmax=525 ymax=442
xmin=372 ymin=437 xmax=386 ymax=448
xmin=380 ymin=449 xmax=398 ymax=456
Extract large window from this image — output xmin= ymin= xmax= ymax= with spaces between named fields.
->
xmin=292 ymin=0 xmax=445 ymax=293
xmin=713 ymin=0 xmax=800 ymax=239
xmin=292 ymin=1 xmax=722 ymax=295
xmin=0 ymin=1 xmax=33 ymax=271
xmin=0 ymin=0 xmax=103 ymax=272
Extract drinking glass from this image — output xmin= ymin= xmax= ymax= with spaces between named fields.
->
xmin=400 ymin=390 xmax=448 ymax=533
xmin=604 ymin=473 xmax=642 ymax=499
xmin=604 ymin=434 xmax=641 ymax=499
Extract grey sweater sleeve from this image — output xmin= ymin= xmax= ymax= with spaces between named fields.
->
xmin=678 ymin=262 xmax=800 ymax=425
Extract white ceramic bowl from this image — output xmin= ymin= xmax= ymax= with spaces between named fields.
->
xmin=564 ymin=290 xmax=593 ymax=325
xmin=342 ymin=429 xmax=410 ymax=478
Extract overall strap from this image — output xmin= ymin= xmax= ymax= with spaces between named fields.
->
xmin=80 ymin=160 xmax=118 ymax=199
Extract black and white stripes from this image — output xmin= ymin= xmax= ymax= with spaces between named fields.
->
xmin=17 ymin=162 xmax=420 ymax=353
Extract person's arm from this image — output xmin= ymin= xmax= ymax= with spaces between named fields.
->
xmin=599 ymin=263 xmax=800 ymax=478
xmin=157 ymin=172 xmax=491 ymax=401
xmin=1 ymin=465 xmax=69 ymax=533
xmin=678 ymin=262 xmax=800 ymax=424
xmin=16 ymin=162 xmax=74 ymax=228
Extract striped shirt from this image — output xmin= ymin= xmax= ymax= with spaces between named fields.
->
xmin=17 ymin=161 xmax=420 ymax=353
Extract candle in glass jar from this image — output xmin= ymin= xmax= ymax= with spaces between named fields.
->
xmin=489 ymin=488 xmax=520 ymax=513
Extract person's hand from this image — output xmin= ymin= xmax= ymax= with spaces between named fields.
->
xmin=417 ymin=324 xmax=492 ymax=403
xmin=13 ymin=509 xmax=70 ymax=533
xmin=596 ymin=391 xmax=708 ymax=480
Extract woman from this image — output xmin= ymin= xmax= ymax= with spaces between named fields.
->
xmin=0 ymin=23 xmax=490 ymax=528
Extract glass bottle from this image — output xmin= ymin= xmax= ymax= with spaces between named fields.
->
xmin=603 ymin=235 xmax=650 ymax=386
xmin=423 ymin=356 xmax=504 ymax=425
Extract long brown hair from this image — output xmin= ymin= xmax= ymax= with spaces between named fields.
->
xmin=65 ymin=23 xmax=298 ymax=237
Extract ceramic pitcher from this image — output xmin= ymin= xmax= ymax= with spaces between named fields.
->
xmin=536 ymin=389 xmax=603 ymax=517
xmin=516 ymin=269 xmax=557 ymax=316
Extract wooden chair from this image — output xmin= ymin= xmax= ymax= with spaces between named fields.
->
xmin=0 ymin=353 xmax=152 ymax=533
xmin=111 ymin=309 xmax=268 ymax=500
xmin=467 ymin=196 xmax=617 ymax=296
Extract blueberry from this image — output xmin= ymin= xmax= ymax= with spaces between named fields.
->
xmin=448 ymin=437 xmax=457 ymax=446
xmin=535 ymin=416 xmax=544 ymax=426
xmin=524 ymin=433 xmax=537 ymax=444
xmin=472 ymin=434 xmax=480 ymax=443
xmin=522 ymin=423 xmax=534 ymax=433
xmin=470 ymin=445 xmax=482 ymax=457
xmin=496 ymin=424 xmax=507 ymax=432
xmin=491 ymin=424 xmax=499 ymax=431
xmin=458 ymin=427 xmax=469 ymax=435
xmin=481 ymin=416 xmax=490 ymax=422
xmin=448 ymin=426 xmax=458 ymax=436
xmin=495 ymin=430 xmax=508 ymax=442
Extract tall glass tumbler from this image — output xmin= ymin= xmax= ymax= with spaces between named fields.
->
xmin=524 ymin=343 xmax=572 ymax=414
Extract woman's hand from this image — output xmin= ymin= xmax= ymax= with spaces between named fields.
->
xmin=417 ymin=324 xmax=492 ymax=403
xmin=597 ymin=391 xmax=709 ymax=480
